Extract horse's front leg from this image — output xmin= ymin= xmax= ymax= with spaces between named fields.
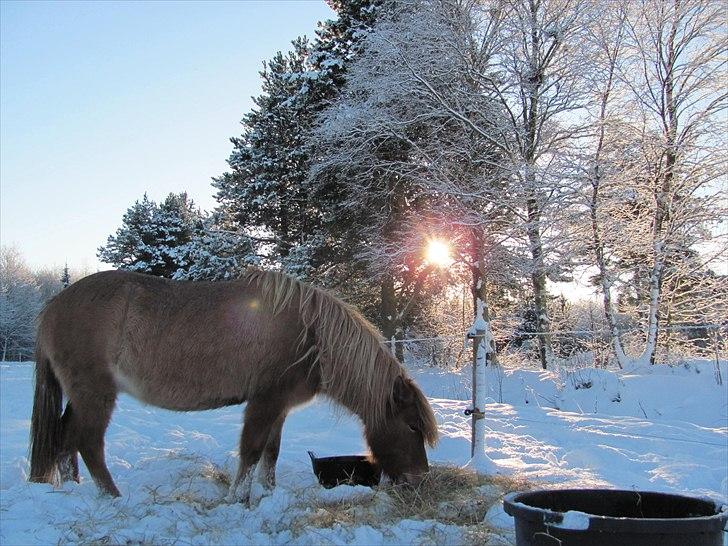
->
xmin=226 ymin=399 xmax=283 ymax=505
xmin=249 ymin=413 xmax=286 ymax=504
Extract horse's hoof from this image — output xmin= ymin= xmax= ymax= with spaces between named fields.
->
xmin=249 ymin=482 xmax=271 ymax=508
xmin=225 ymin=489 xmax=250 ymax=505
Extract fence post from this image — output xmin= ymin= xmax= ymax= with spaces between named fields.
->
xmin=466 ymin=297 xmax=492 ymax=462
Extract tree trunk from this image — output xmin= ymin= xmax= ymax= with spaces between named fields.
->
xmin=590 ymin=160 xmax=629 ymax=368
xmin=587 ymin=29 xmax=631 ymax=369
xmin=641 ymin=10 xmax=679 ymax=366
xmin=526 ymin=188 xmax=552 ymax=369
xmin=640 ymin=250 xmax=665 ymax=365
xmin=522 ymin=1 xmax=553 ymax=370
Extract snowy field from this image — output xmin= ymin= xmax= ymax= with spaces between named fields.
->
xmin=1 ymin=360 xmax=726 ymax=545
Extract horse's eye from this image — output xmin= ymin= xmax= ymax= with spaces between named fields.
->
xmin=408 ymin=424 xmax=419 ymax=433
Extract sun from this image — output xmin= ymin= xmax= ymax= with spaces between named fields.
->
xmin=425 ymin=238 xmax=453 ymax=267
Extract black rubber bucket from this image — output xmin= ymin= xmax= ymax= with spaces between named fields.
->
xmin=308 ymin=451 xmax=381 ymax=488
xmin=503 ymin=488 xmax=728 ymax=546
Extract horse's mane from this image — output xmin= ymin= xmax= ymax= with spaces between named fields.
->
xmin=244 ymin=269 xmax=438 ymax=446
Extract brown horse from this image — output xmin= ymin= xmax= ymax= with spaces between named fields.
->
xmin=29 ymin=269 xmax=438 ymax=501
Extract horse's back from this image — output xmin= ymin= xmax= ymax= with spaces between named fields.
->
xmin=37 ymin=270 xmax=311 ymax=410
xmin=39 ymin=270 xmax=244 ymax=352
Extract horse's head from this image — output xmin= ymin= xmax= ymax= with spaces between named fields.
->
xmin=366 ymin=375 xmax=438 ymax=485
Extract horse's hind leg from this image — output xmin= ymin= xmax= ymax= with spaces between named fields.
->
xmin=226 ymin=398 xmax=284 ymax=504
xmin=66 ymin=383 xmax=120 ymax=497
xmin=57 ymin=403 xmax=79 ymax=483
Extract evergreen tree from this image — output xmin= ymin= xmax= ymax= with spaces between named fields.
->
xmin=212 ymin=0 xmax=382 ymax=283
xmin=98 ymin=194 xmax=158 ymax=273
xmin=214 ymin=38 xmax=319 ymax=264
xmin=153 ymin=193 xmax=204 ymax=275
xmin=61 ymin=263 xmax=70 ymax=289
xmin=311 ymin=0 xmax=382 ymax=89
xmin=173 ymin=212 xmax=258 ymax=281
xmin=98 ymin=192 xmax=203 ymax=278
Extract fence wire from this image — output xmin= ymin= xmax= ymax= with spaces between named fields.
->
xmin=382 ymin=322 xmax=727 ymax=374
xmin=391 ymin=324 xmax=727 ymax=450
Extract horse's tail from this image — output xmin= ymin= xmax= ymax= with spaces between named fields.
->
xmin=29 ymin=341 xmax=63 ymax=484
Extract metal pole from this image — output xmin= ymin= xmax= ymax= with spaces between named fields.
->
xmin=470 ymin=331 xmax=482 ymax=457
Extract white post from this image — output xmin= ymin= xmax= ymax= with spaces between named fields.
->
xmin=465 ymin=297 xmax=496 ymax=472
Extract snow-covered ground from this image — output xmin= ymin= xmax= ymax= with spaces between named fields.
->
xmin=1 ymin=360 xmax=726 ymax=545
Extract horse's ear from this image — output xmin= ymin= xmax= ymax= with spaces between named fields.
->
xmin=393 ymin=376 xmax=415 ymax=407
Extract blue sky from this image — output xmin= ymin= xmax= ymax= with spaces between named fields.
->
xmin=0 ymin=0 xmax=334 ymax=271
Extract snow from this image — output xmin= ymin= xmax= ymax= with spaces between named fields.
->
xmin=468 ymin=297 xmax=489 ymax=334
xmin=553 ymin=510 xmax=591 ymax=530
xmin=1 ymin=360 xmax=726 ymax=544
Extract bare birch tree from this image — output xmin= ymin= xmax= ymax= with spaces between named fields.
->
xmin=0 ymin=247 xmax=42 ymax=361
xmin=582 ymin=0 xmax=727 ymax=367
xmin=488 ymin=0 xmax=597 ymax=368
xmin=579 ymin=1 xmax=633 ymax=366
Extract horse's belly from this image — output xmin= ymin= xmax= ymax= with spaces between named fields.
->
xmin=112 ymin=367 xmax=146 ymax=400
xmin=110 ymin=366 xmax=245 ymax=411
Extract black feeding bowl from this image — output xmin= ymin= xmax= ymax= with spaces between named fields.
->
xmin=308 ymin=451 xmax=381 ymax=488
xmin=503 ymin=488 xmax=728 ymax=546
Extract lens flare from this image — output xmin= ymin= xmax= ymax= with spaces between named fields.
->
xmin=425 ymin=239 xmax=453 ymax=267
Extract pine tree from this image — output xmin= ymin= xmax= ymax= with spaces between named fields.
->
xmin=212 ymin=0 xmax=382 ymax=284
xmin=61 ymin=263 xmax=70 ymax=288
xmin=173 ymin=212 xmax=258 ymax=281
xmin=98 ymin=192 xmax=203 ymax=278
xmin=311 ymin=0 xmax=382 ymax=89
xmin=214 ymin=38 xmax=318 ymax=264
xmin=98 ymin=194 xmax=158 ymax=273
xmin=153 ymin=193 xmax=204 ymax=276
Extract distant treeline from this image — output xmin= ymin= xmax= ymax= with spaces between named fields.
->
xmin=0 ymin=247 xmax=93 ymax=361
